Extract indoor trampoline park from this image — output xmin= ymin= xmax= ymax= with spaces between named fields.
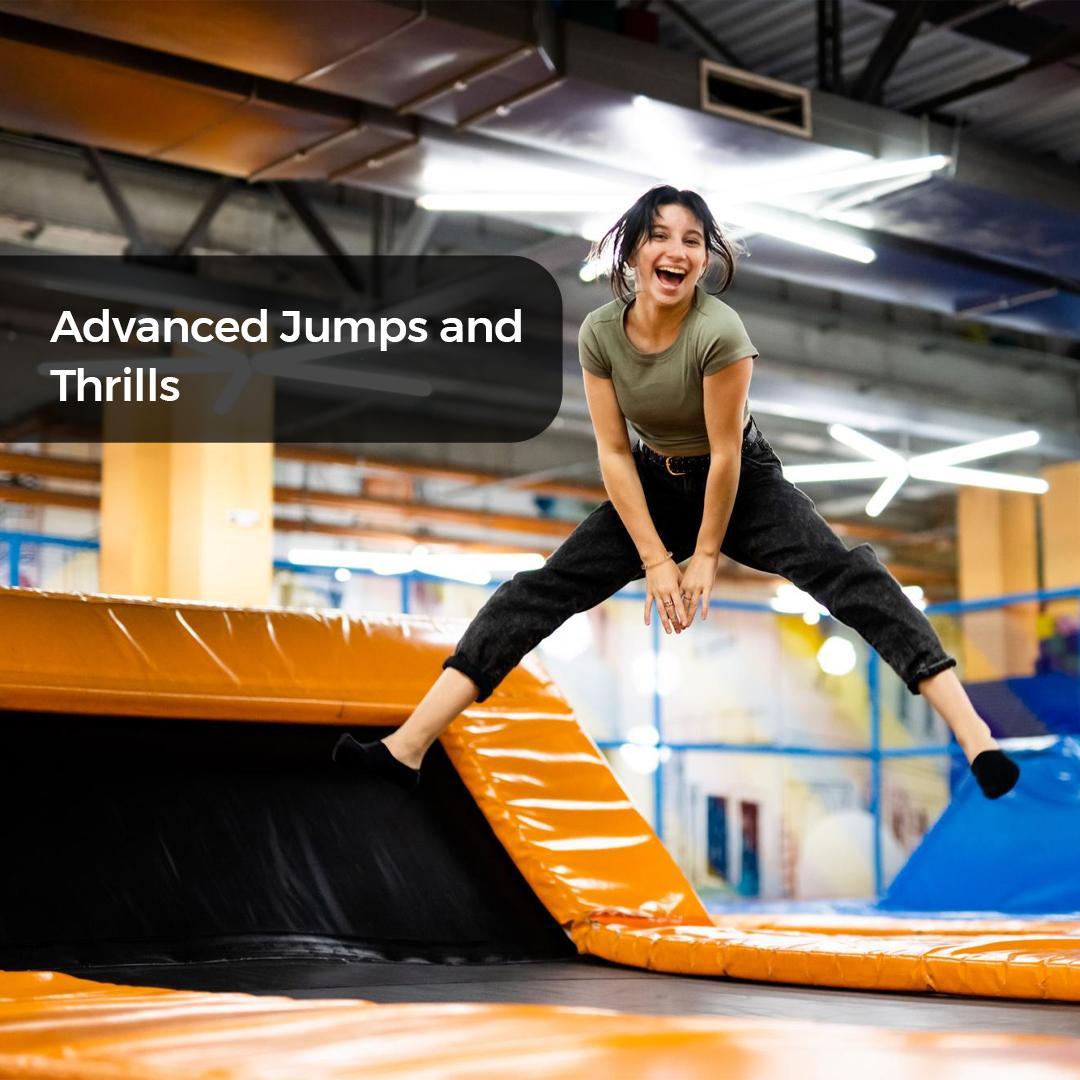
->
xmin=0 ymin=2 xmax=1078 ymax=1077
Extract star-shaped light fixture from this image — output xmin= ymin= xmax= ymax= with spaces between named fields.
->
xmin=783 ymin=426 xmax=1049 ymax=518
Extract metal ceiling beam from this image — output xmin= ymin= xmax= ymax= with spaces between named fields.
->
xmin=816 ymin=0 xmax=845 ymax=93
xmin=875 ymin=0 xmax=1056 ymax=55
xmin=9 ymin=3 xmax=1080 ymax=224
xmin=83 ymin=147 xmax=154 ymax=255
xmin=0 ymin=449 xmax=100 ymax=481
xmin=651 ymin=0 xmax=746 ymax=68
xmin=390 ymin=207 xmax=441 ymax=256
xmin=272 ymin=485 xmax=575 ymax=538
xmin=906 ymin=25 xmax=1080 ymax=113
xmin=0 ymin=443 xmax=607 ymax=503
xmin=851 ymin=1 xmax=927 ymax=104
xmin=276 ymin=445 xmax=607 ymax=502
xmin=273 ymin=518 xmax=556 ymax=555
xmin=173 ymin=176 xmax=235 ymax=256
xmin=0 ymin=447 xmax=954 ymax=563
xmin=272 ymin=182 xmax=365 ymax=292
xmin=0 ymin=242 xmax=335 ymax=320
xmin=0 ymin=11 xmax=364 ymax=125
xmin=0 ymin=483 xmax=97 ymax=511
xmin=3 ymin=4 xmax=1079 ymax=348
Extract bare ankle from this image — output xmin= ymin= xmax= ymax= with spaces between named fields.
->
xmin=960 ymin=728 xmax=998 ymax=763
xmin=383 ymin=734 xmax=425 ymax=771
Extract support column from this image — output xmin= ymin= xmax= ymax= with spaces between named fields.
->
xmin=956 ymin=488 xmax=1038 ymax=680
xmin=100 ymin=442 xmax=274 ymax=606
xmin=1040 ymin=462 xmax=1080 ymax=592
xmin=100 ymin=346 xmax=274 ymax=606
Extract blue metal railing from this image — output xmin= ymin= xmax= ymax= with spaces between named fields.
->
xmin=4 ymin=529 xmax=1078 ymax=897
xmin=0 ymin=530 xmax=100 ymax=588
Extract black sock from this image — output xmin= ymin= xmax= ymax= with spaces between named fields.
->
xmin=331 ymin=734 xmax=420 ymax=790
xmin=971 ymin=749 xmax=1020 ymax=800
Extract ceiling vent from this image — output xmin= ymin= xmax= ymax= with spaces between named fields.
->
xmin=699 ymin=60 xmax=811 ymax=139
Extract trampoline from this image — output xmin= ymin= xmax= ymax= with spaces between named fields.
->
xmin=2 ymin=589 xmax=1078 ymax=1078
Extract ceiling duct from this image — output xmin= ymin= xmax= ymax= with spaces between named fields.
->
xmin=0 ymin=3 xmax=1076 ymax=343
xmin=699 ymin=59 xmax=812 ymax=139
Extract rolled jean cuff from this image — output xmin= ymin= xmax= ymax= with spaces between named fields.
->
xmin=442 ymin=654 xmax=496 ymax=703
xmin=906 ymin=655 xmax=957 ymax=695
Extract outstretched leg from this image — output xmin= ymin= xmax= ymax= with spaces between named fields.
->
xmin=338 ymin=489 xmax=694 ymax=783
xmin=723 ymin=435 xmax=1018 ymax=798
xmin=383 ymin=667 xmax=482 ymax=770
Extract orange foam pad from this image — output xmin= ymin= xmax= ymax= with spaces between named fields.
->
xmin=716 ymin=912 xmax=1080 ymax=936
xmin=6 ymin=588 xmax=1080 ymax=999
xmin=573 ymin=915 xmax=1080 ymax=1000
xmin=0 ymin=588 xmax=703 ymax=923
xmin=3 ymin=970 xmax=1079 ymax=1080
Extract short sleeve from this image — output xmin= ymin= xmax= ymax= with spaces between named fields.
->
xmin=578 ymin=319 xmax=611 ymax=379
xmin=701 ymin=308 xmax=758 ymax=376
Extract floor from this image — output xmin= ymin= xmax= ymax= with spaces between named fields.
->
xmin=73 ymin=957 xmax=1080 ymax=1036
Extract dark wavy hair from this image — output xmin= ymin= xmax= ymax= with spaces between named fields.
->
xmin=588 ymin=186 xmax=740 ymax=304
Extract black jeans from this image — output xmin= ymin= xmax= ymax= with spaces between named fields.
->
xmin=443 ymin=417 xmax=955 ymax=701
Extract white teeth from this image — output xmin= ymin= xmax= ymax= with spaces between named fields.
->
xmin=656 ymin=266 xmax=686 ymax=286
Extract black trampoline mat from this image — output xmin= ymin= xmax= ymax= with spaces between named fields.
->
xmin=1 ymin=713 xmax=572 ymax=967
xmin=56 ymin=956 xmax=1080 ymax=1037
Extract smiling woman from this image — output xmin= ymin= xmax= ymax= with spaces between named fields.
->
xmin=333 ymin=184 xmax=1020 ymax=806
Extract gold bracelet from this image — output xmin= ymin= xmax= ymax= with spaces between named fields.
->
xmin=641 ymin=550 xmax=673 ymax=571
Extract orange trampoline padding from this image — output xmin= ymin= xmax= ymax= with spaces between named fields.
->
xmin=0 ymin=588 xmax=703 ymax=924
xmin=5 ymin=588 xmax=1080 ymax=999
xmin=715 ymin=912 xmax=1080 ymax=937
xmin=3 ymin=971 xmax=1080 ymax=1080
xmin=572 ymin=915 xmax=1080 ymax=1000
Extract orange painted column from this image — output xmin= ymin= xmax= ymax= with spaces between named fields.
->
xmin=99 ymin=345 xmax=274 ymax=606
xmin=100 ymin=442 xmax=274 ymax=605
xmin=1039 ymin=461 xmax=1080 ymax=653
xmin=1040 ymin=462 xmax=1080 ymax=591
xmin=956 ymin=488 xmax=1038 ymax=680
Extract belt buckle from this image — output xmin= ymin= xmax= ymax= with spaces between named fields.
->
xmin=664 ymin=455 xmax=687 ymax=476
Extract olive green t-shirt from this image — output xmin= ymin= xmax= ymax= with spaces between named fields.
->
xmin=578 ymin=285 xmax=757 ymax=456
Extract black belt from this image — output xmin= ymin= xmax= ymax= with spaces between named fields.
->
xmin=637 ymin=441 xmax=711 ymax=476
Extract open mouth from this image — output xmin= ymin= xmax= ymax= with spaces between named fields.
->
xmin=655 ymin=267 xmax=686 ymax=287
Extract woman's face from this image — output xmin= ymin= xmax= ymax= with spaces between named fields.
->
xmin=629 ymin=202 xmax=708 ymax=307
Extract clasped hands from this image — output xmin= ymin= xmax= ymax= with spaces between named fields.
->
xmin=644 ymin=550 xmax=718 ymax=634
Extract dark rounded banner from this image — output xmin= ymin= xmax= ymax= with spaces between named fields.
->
xmin=0 ymin=255 xmax=563 ymax=443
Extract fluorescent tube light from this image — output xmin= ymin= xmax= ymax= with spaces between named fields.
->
xmin=828 ymin=424 xmax=905 ymax=464
xmin=907 ymin=464 xmax=1049 ymax=494
xmin=865 ymin=472 xmax=908 ymax=517
xmin=783 ymin=462 xmax=892 ymax=483
xmin=753 ymin=155 xmax=951 ymax=200
xmin=287 ymin=547 xmax=545 ymax=585
xmin=908 ymin=430 xmax=1040 ymax=468
xmin=728 ymin=208 xmax=876 ymax=263
xmin=785 ymin=424 xmax=1047 ymax=517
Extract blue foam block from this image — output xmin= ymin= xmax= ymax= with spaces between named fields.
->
xmin=880 ymin=737 xmax=1080 ymax=915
